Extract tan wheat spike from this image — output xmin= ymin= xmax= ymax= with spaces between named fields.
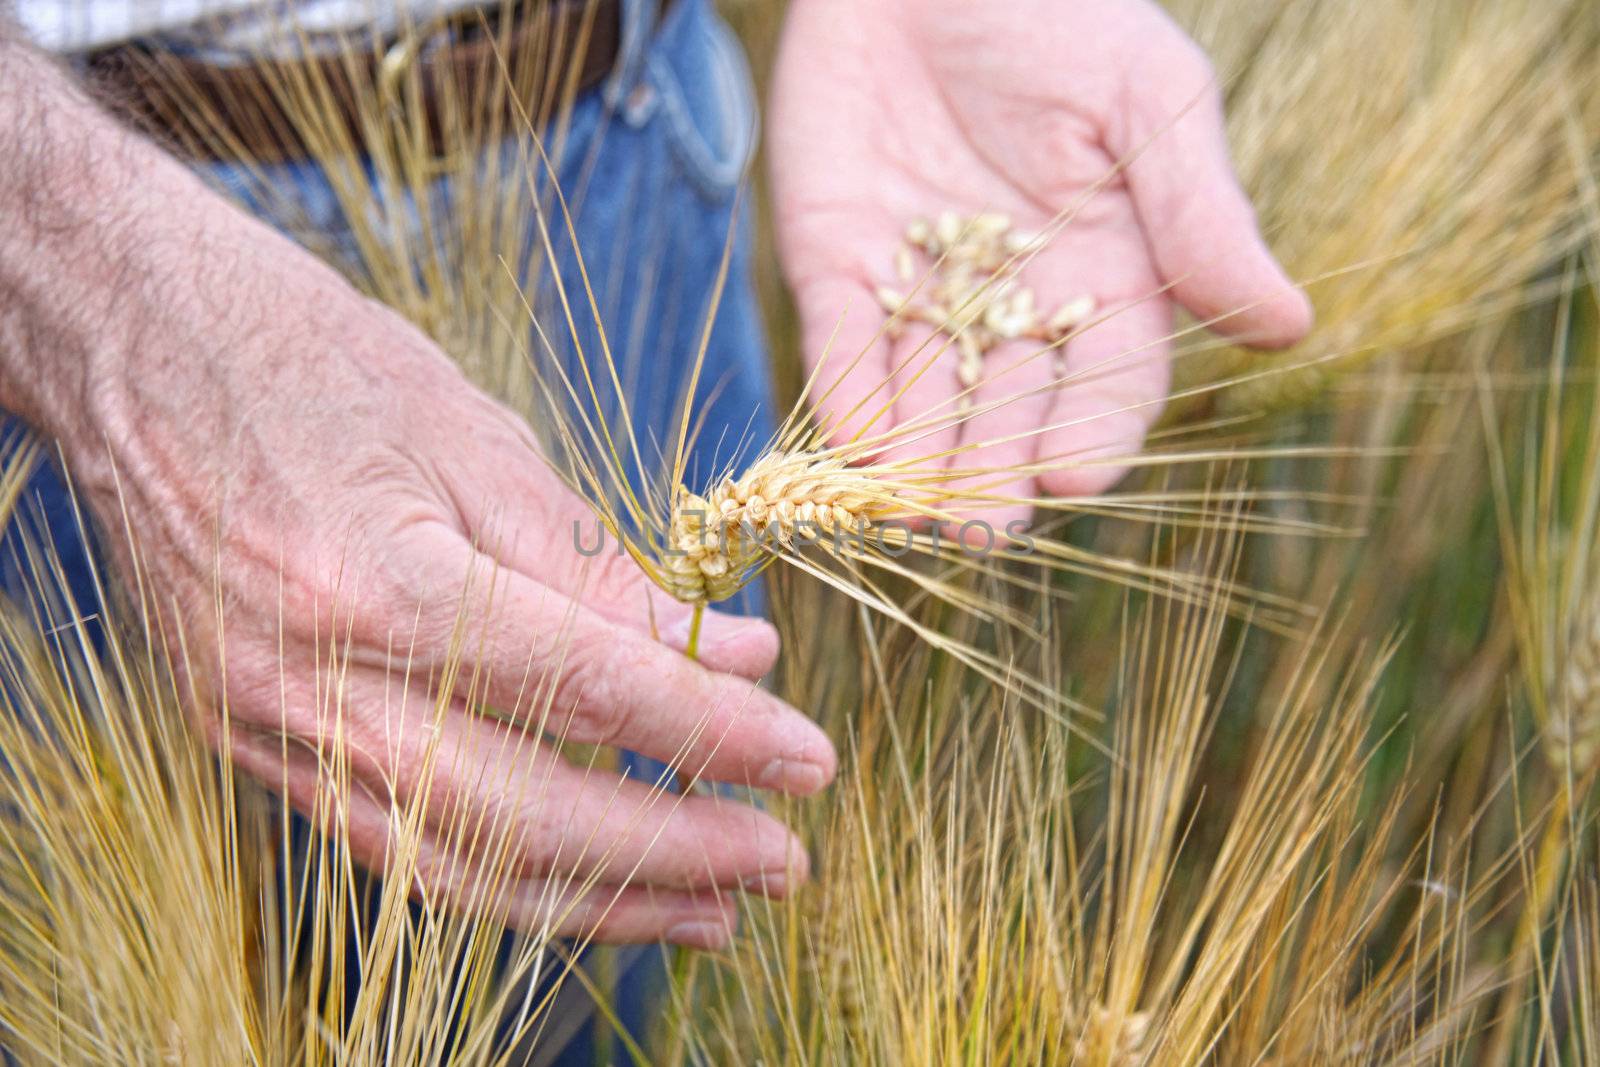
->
xmin=1556 ymin=604 xmax=1600 ymax=774
xmin=663 ymin=451 xmax=899 ymax=604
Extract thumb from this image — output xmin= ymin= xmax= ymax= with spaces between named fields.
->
xmin=652 ymin=588 xmax=781 ymax=681
xmin=563 ymin=549 xmax=780 ymax=682
xmin=467 ymin=499 xmax=781 ymax=681
xmin=1108 ymin=36 xmax=1312 ymax=349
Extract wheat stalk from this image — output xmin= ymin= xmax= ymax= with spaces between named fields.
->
xmin=666 ymin=512 xmax=1519 ymax=1066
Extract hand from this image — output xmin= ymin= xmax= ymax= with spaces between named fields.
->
xmin=770 ymin=0 xmax=1313 ymax=525
xmin=0 ymin=41 xmax=834 ymax=949
xmin=87 ymin=225 xmax=835 ymax=948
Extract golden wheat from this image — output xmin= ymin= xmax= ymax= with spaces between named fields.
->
xmin=1173 ymin=0 xmax=1594 ymax=417
xmin=666 ymin=512 xmax=1531 ymax=1065
xmin=663 ymin=449 xmax=900 ymax=603
xmin=1556 ymin=602 xmax=1600 ymax=774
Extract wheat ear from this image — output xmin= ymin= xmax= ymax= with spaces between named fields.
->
xmin=1553 ymin=603 xmax=1600 ymax=774
xmin=663 ymin=450 xmax=899 ymax=604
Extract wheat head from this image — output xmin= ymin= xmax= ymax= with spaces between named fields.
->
xmin=1555 ymin=603 xmax=1600 ymax=774
xmin=662 ymin=449 xmax=901 ymax=604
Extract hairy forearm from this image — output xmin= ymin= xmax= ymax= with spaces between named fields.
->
xmin=0 ymin=26 xmax=247 ymax=445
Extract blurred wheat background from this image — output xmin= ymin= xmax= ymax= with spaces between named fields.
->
xmin=3 ymin=0 xmax=1600 ymax=1063
xmin=692 ymin=4 xmax=1600 ymax=1059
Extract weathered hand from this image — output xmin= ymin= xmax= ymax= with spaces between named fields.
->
xmin=771 ymin=0 xmax=1312 ymax=522
xmin=0 ymin=39 xmax=833 ymax=949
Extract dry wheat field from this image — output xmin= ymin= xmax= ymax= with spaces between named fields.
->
xmin=2 ymin=0 xmax=1600 ymax=1063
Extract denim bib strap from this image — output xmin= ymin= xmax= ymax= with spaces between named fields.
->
xmin=602 ymin=0 xmax=660 ymax=110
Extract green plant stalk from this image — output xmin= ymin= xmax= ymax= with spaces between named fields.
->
xmin=662 ymin=600 xmax=708 ymax=1064
xmin=685 ymin=603 xmax=706 ymax=662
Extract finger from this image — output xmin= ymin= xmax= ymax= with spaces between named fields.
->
xmin=403 ymin=701 xmax=812 ymax=892
xmin=509 ymin=530 xmax=779 ymax=684
xmin=435 ymin=675 xmax=811 ymax=892
xmin=1035 ymin=296 xmax=1174 ymax=498
xmin=536 ymin=599 xmax=836 ymax=794
xmin=227 ymin=726 xmax=742 ymax=947
xmin=369 ymin=539 xmax=837 ymax=794
xmin=1109 ymin=37 xmax=1312 ymax=347
xmin=882 ymin=323 xmax=959 ymax=482
xmin=228 ymin=670 xmax=811 ymax=893
xmin=939 ymin=229 xmax=1110 ymax=532
xmin=792 ymin=276 xmax=898 ymax=451
xmin=523 ymin=883 xmax=737 ymax=948
xmin=525 ymin=753 xmax=811 ymax=897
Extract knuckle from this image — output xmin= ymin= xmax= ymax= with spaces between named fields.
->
xmin=226 ymin=665 xmax=281 ymax=719
xmin=585 ymin=556 xmax=652 ymax=612
xmin=519 ymin=793 xmax=573 ymax=876
xmin=212 ymin=644 xmax=291 ymax=730
xmin=547 ymin=632 xmax=639 ymax=746
xmin=276 ymin=528 xmax=446 ymax=653
xmin=356 ymin=525 xmax=474 ymax=646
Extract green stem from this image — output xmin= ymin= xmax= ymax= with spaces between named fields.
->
xmin=685 ymin=602 xmax=705 ymax=662
xmin=673 ymin=603 xmax=708 ymax=802
xmin=665 ymin=599 xmax=708 ymax=1064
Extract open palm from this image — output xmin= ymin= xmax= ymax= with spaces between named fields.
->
xmin=770 ymin=0 xmax=1312 ymax=523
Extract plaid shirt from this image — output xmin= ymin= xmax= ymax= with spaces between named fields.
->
xmin=16 ymin=0 xmax=489 ymax=56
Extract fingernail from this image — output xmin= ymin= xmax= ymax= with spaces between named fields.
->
xmin=666 ymin=920 xmax=731 ymax=950
xmin=757 ymin=758 xmax=827 ymax=795
xmin=741 ymin=872 xmax=789 ymax=898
